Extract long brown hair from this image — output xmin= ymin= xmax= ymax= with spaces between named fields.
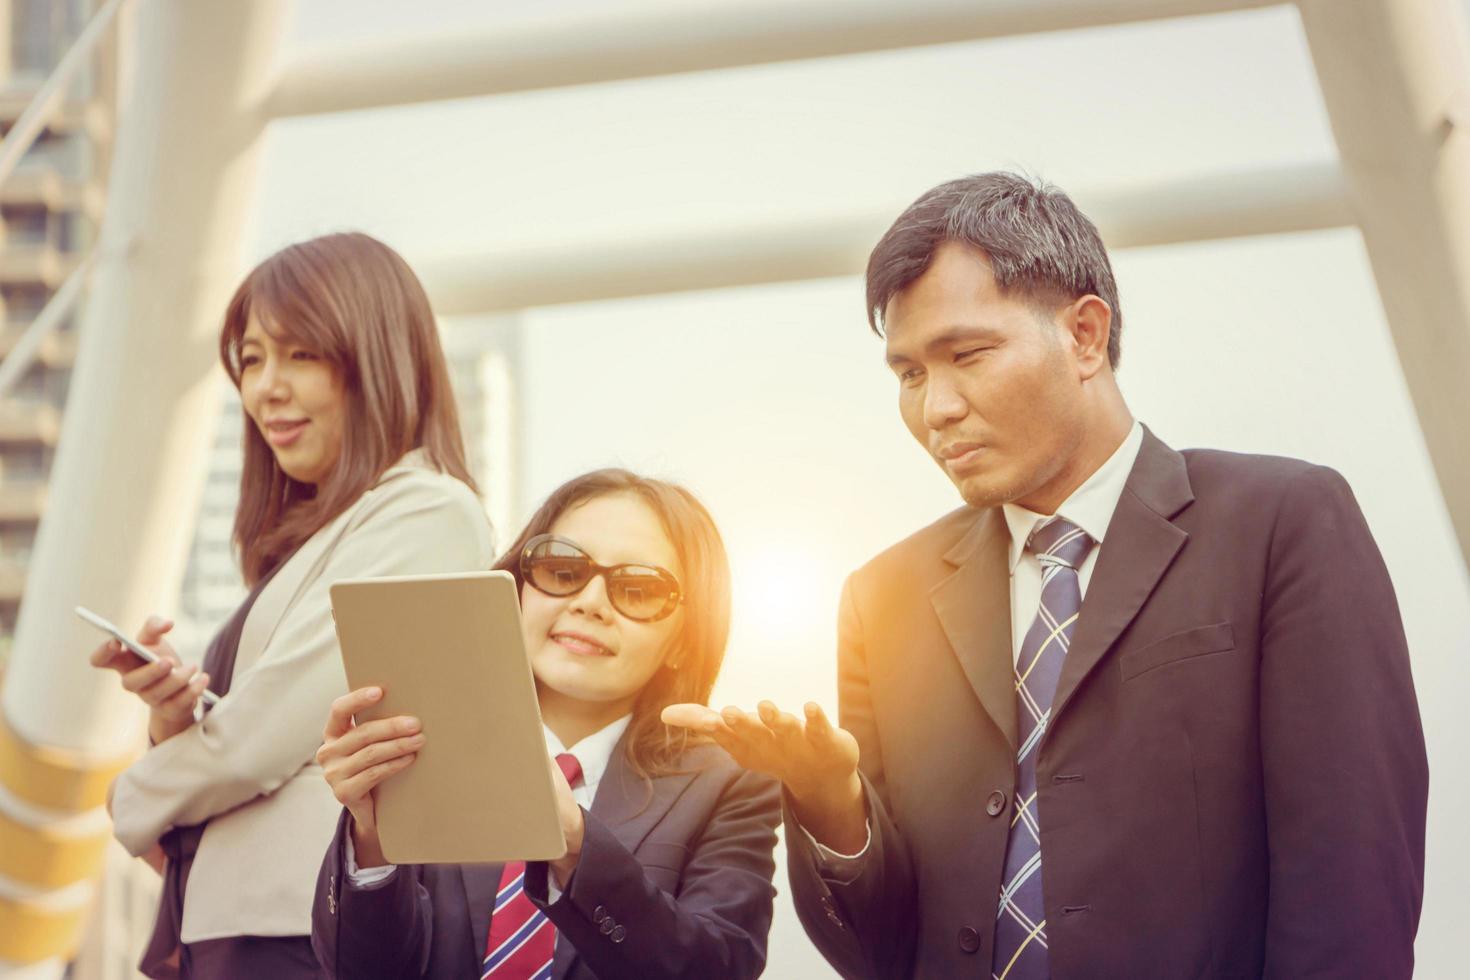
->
xmin=495 ymin=470 xmax=731 ymax=779
xmin=219 ymin=232 xmax=478 ymax=584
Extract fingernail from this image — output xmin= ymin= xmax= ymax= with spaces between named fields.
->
xmin=403 ymin=717 xmax=421 ymax=732
xmin=366 ymin=687 xmax=382 ymax=699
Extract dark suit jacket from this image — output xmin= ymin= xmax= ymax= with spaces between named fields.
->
xmin=312 ymin=739 xmax=780 ymax=979
xmin=787 ymin=428 xmax=1428 ymax=979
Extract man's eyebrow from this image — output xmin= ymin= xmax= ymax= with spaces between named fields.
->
xmin=930 ymin=324 xmax=1002 ymax=347
xmin=886 ymin=325 xmax=1002 ymax=366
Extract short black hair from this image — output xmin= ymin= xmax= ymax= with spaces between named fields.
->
xmin=865 ymin=172 xmax=1122 ymax=369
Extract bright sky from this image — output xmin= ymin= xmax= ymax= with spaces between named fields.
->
xmin=234 ymin=3 xmax=1470 ymax=975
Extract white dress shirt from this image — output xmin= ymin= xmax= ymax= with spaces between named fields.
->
xmin=810 ymin=421 xmax=1145 ymax=872
xmin=1001 ymin=419 xmax=1144 ymax=660
xmin=346 ymin=714 xmax=633 ymax=891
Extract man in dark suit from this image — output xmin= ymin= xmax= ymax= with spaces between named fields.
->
xmin=665 ymin=172 xmax=1428 ymax=978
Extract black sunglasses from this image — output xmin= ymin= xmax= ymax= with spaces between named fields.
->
xmin=519 ymin=534 xmax=683 ymax=623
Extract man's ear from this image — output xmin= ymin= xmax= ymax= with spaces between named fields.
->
xmin=1064 ymin=295 xmax=1112 ymax=380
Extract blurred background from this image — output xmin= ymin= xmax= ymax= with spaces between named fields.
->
xmin=0 ymin=0 xmax=1468 ymax=976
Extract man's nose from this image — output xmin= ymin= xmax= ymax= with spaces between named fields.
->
xmin=922 ymin=375 xmax=968 ymax=429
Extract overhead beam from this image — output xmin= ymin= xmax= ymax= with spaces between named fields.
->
xmin=1297 ymin=0 xmax=1470 ymax=568
xmin=419 ymin=163 xmax=1349 ymax=316
xmin=268 ymin=0 xmax=1280 ymax=117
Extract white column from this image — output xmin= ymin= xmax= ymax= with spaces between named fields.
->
xmin=1297 ymin=0 xmax=1470 ymax=567
xmin=0 ymin=1 xmax=287 ymax=972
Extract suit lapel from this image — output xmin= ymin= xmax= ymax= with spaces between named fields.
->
xmin=930 ymin=508 xmax=1016 ymax=748
xmin=1048 ymin=427 xmax=1194 ymax=732
xmin=233 ymin=452 xmax=430 ymax=675
xmin=551 ymin=739 xmax=700 ymax=979
xmin=461 ymin=862 xmax=505 ymax=967
xmin=233 ymin=505 xmax=352 ymax=675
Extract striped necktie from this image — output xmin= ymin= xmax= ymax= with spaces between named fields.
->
xmin=992 ymin=517 xmax=1094 ymax=980
xmin=482 ymin=752 xmax=583 ymax=980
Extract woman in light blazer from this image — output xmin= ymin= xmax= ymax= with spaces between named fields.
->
xmin=90 ymin=233 xmax=495 ymax=978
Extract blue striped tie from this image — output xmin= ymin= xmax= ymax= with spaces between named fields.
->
xmin=992 ymin=517 xmax=1094 ymax=980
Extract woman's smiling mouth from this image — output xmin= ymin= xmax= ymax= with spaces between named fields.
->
xmin=551 ymin=630 xmax=614 ymax=657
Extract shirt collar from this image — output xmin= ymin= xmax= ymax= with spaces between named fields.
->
xmin=543 ymin=713 xmax=632 ymax=796
xmin=1001 ymin=420 xmax=1144 ymax=573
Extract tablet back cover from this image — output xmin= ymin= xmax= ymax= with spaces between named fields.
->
xmin=330 ymin=571 xmax=566 ymax=864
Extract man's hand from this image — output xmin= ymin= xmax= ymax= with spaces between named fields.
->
xmin=315 ymin=687 xmax=423 ymax=869
xmin=662 ymin=700 xmax=868 ymax=853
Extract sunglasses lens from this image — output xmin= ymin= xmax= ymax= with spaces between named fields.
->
xmin=525 ymin=539 xmax=593 ymax=596
xmin=522 ymin=536 xmax=679 ymax=621
xmin=608 ymin=567 xmax=676 ymax=620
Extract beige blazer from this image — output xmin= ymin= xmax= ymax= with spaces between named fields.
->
xmin=110 ymin=451 xmax=495 ymax=942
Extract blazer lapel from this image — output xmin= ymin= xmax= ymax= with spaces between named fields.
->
xmin=1049 ymin=426 xmax=1194 ymax=731
xmin=233 ymin=452 xmax=431 ymax=674
xmin=461 ymin=862 xmax=505 ymax=967
xmin=233 ymin=508 xmax=349 ymax=675
xmin=591 ymin=732 xmax=701 ymax=859
xmin=551 ymin=740 xmax=700 ymax=979
xmin=930 ymin=508 xmax=1016 ymax=748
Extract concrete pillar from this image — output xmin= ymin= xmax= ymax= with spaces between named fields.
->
xmin=0 ymin=1 xmax=287 ymax=971
xmin=1297 ymin=0 xmax=1470 ymax=567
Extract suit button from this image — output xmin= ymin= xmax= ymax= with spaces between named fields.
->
xmin=599 ymin=917 xmax=616 ymax=935
xmin=986 ymin=790 xmax=1007 ymax=817
xmin=958 ymin=926 xmax=982 ymax=954
xmin=593 ymin=905 xmax=608 ymax=924
xmin=610 ymin=924 xmax=627 ymax=943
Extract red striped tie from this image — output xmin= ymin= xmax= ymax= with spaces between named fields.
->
xmin=481 ymin=753 xmax=583 ymax=980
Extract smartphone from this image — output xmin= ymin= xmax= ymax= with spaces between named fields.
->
xmin=75 ymin=605 xmax=220 ymax=707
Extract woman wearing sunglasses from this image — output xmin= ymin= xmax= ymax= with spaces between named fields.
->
xmin=312 ymin=469 xmax=782 ymax=980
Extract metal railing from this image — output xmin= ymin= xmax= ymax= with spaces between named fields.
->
xmin=0 ymin=0 xmax=126 ymax=402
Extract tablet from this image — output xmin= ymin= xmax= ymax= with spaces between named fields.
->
xmin=329 ymin=571 xmax=566 ymax=865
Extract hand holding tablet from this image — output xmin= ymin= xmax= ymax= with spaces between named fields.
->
xmin=317 ymin=685 xmax=423 ymax=868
